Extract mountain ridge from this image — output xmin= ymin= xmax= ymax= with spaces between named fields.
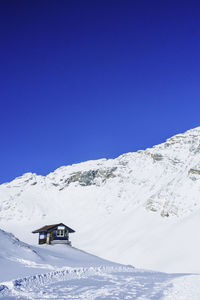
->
xmin=1 ymin=126 xmax=200 ymax=272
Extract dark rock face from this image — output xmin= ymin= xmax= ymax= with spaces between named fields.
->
xmin=189 ymin=169 xmax=200 ymax=175
xmin=64 ymin=167 xmax=117 ymax=187
xmin=151 ymin=153 xmax=163 ymax=162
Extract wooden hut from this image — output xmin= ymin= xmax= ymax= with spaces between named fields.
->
xmin=32 ymin=223 xmax=75 ymax=245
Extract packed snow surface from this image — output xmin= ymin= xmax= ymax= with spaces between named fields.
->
xmin=3 ymin=266 xmax=200 ymax=300
xmin=1 ymin=127 xmax=200 ymax=272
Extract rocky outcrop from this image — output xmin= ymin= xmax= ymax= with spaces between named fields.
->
xmin=62 ymin=167 xmax=117 ymax=187
xmin=188 ymin=169 xmax=200 ymax=175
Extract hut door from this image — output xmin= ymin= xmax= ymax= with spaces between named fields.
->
xmin=46 ymin=233 xmax=50 ymax=244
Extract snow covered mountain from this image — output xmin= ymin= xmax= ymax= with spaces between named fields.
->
xmin=1 ymin=127 xmax=200 ymax=272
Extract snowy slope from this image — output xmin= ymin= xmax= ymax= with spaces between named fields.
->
xmin=2 ymin=229 xmax=200 ymax=300
xmin=0 ymin=230 xmax=199 ymax=300
xmin=0 ymin=229 xmax=118 ymax=282
xmin=1 ymin=127 xmax=200 ymax=272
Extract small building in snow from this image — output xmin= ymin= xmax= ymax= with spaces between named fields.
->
xmin=32 ymin=223 xmax=75 ymax=245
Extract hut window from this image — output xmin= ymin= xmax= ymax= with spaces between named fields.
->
xmin=57 ymin=229 xmax=65 ymax=237
xmin=39 ymin=232 xmax=46 ymax=239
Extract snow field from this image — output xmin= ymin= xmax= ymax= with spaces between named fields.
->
xmin=1 ymin=228 xmax=200 ymax=299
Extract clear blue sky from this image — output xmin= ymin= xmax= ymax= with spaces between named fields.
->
xmin=0 ymin=0 xmax=200 ymax=183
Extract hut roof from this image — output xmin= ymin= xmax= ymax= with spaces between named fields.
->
xmin=32 ymin=223 xmax=75 ymax=234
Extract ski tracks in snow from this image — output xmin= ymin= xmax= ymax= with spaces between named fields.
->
xmin=0 ymin=266 xmax=200 ymax=299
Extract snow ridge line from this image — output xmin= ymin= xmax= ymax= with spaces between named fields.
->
xmin=0 ymin=265 xmax=134 ymax=296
